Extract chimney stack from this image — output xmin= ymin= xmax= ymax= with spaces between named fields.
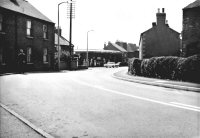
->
xmin=55 ymin=27 xmax=62 ymax=36
xmin=156 ymin=8 xmax=166 ymax=26
xmin=152 ymin=22 xmax=156 ymax=27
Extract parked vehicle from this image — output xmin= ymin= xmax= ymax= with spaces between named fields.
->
xmin=115 ymin=62 xmax=121 ymax=67
xmin=104 ymin=62 xmax=115 ymax=68
xmin=104 ymin=62 xmax=121 ymax=68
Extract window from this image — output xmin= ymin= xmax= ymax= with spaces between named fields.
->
xmin=27 ymin=47 xmax=32 ymax=63
xmin=0 ymin=14 xmax=3 ymax=31
xmin=43 ymin=25 xmax=48 ymax=39
xmin=0 ymin=48 xmax=5 ymax=64
xmin=26 ymin=20 xmax=32 ymax=36
xmin=43 ymin=48 xmax=48 ymax=63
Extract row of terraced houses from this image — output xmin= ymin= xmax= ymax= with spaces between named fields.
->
xmin=0 ymin=0 xmax=73 ymax=73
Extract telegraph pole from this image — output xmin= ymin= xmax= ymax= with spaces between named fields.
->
xmin=67 ymin=0 xmax=75 ymax=55
xmin=69 ymin=0 xmax=72 ymax=55
xmin=67 ymin=0 xmax=75 ymax=69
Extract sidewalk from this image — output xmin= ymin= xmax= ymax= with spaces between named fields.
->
xmin=113 ymin=69 xmax=200 ymax=92
xmin=0 ymin=107 xmax=44 ymax=138
xmin=0 ymin=104 xmax=54 ymax=138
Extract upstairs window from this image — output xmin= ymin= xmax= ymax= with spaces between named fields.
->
xmin=0 ymin=14 xmax=3 ymax=31
xmin=43 ymin=48 xmax=48 ymax=63
xmin=26 ymin=20 xmax=32 ymax=36
xmin=27 ymin=47 xmax=32 ymax=63
xmin=43 ymin=25 xmax=48 ymax=39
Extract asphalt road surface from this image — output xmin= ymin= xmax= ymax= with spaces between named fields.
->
xmin=0 ymin=67 xmax=200 ymax=138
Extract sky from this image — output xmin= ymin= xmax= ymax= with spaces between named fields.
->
xmin=28 ymin=0 xmax=195 ymax=50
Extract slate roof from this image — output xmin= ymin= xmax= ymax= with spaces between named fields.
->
xmin=127 ymin=43 xmax=138 ymax=52
xmin=111 ymin=43 xmax=127 ymax=52
xmin=55 ymin=33 xmax=72 ymax=46
xmin=0 ymin=0 xmax=53 ymax=23
xmin=183 ymin=0 xmax=200 ymax=9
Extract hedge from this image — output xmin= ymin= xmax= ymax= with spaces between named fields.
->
xmin=128 ymin=54 xmax=200 ymax=83
xmin=128 ymin=58 xmax=142 ymax=76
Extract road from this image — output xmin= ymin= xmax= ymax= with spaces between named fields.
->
xmin=0 ymin=67 xmax=200 ymax=138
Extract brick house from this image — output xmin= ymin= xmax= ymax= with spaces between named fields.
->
xmin=115 ymin=41 xmax=139 ymax=58
xmin=104 ymin=42 xmax=127 ymax=62
xmin=0 ymin=0 xmax=55 ymax=73
xmin=126 ymin=43 xmax=139 ymax=58
xmin=182 ymin=0 xmax=200 ymax=57
xmin=55 ymin=28 xmax=72 ymax=70
xmin=139 ymin=8 xmax=181 ymax=59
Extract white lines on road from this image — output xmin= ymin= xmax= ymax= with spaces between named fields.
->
xmin=72 ymin=79 xmax=200 ymax=113
xmin=170 ymin=102 xmax=200 ymax=110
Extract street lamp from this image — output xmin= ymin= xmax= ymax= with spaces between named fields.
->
xmin=86 ymin=30 xmax=94 ymax=67
xmin=57 ymin=1 xmax=71 ymax=70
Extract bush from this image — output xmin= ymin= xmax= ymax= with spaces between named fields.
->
xmin=175 ymin=54 xmax=200 ymax=83
xmin=128 ymin=58 xmax=142 ymax=76
xmin=154 ymin=56 xmax=180 ymax=79
xmin=128 ymin=55 xmax=200 ymax=83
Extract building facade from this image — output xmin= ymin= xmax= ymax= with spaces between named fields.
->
xmin=139 ymin=8 xmax=181 ymax=59
xmin=182 ymin=0 xmax=200 ymax=57
xmin=55 ymin=28 xmax=72 ymax=70
xmin=74 ymin=49 xmax=122 ymax=67
xmin=104 ymin=42 xmax=128 ymax=62
xmin=0 ymin=0 xmax=55 ymax=73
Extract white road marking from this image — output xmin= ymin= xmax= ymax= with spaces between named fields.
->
xmin=170 ymin=102 xmax=200 ymax=110
xmin=72 ymin=79 xmax=200 ymax=112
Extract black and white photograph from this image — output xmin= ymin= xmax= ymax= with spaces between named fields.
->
xmin=0 ymin=0 xmax=200 ymax=137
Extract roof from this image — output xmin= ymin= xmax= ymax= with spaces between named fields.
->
xmin=55 ymin=33 xmax=73 ymax=46
xmin=0 ymin=0 xmax=53 ymax=23
xmin=183 ymin=0 xmax=200 ymax=9
xmin=74 ymin=49 xmax=122 ymax=53
xmin=110 ymin=43 xmax=127 ymax=52
xmin=139 ymin=25 xmax=180 ymax=46
xmin=127 ymin=43 xmax=139 ymax=52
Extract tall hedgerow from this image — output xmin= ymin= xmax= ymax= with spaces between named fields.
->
xmin=128 ymin=54 xmax=200 ymax=83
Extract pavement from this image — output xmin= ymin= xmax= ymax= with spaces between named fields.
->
xmin=0 ymin=103 xmax=54 ymax=138
xmin=113 ymin=69 xmax=200 ymax=92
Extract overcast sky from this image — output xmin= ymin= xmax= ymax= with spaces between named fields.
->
xmin=28 ymin=0 xmax=194 ymax=50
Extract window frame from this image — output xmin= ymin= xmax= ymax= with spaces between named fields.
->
xmin=27 ymin=47 xmax=32 ymax=64
xmin=43 ymin=24 xmax=48 ymax=39
xmin=0 ymin=47 xmax=6 ymax=65
xmin=43 ymin=48 xmax=48 ymax=63
xmin=26 ymin=20 xmax=33 ymax=37
xmin=0 ymin=14 xmax=3 ymax=31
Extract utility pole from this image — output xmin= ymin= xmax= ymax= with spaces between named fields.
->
xmin=67 ymin=0 xmax=75 ymax=69
xmin=69 ymin=0 xmax=72 ymax=55
xmin=86 ymin=30 xmax=94 ymax=67
xmin=57 ymin=1 xmax=69 ymax=70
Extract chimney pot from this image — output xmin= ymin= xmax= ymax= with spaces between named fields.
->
xmin=162 ymin=8 xmax=165 ymax=13
xmin=158 ymin=8 xmax=160 ymax=13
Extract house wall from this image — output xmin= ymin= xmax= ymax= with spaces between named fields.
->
xmin=75 ymin=51 xmax=122 ymax=67
xmin=104 ymin=42 xmax=119 ymax=51
xmin=182 ymin=7 xmax=200 ymax=57
xmin=128 ymin=51 xmax=139 ymax=59
xmin=0 ymin=8 xmax=55 ymax=73
xmin=142 ymin=26 xmax=180 ymax=59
